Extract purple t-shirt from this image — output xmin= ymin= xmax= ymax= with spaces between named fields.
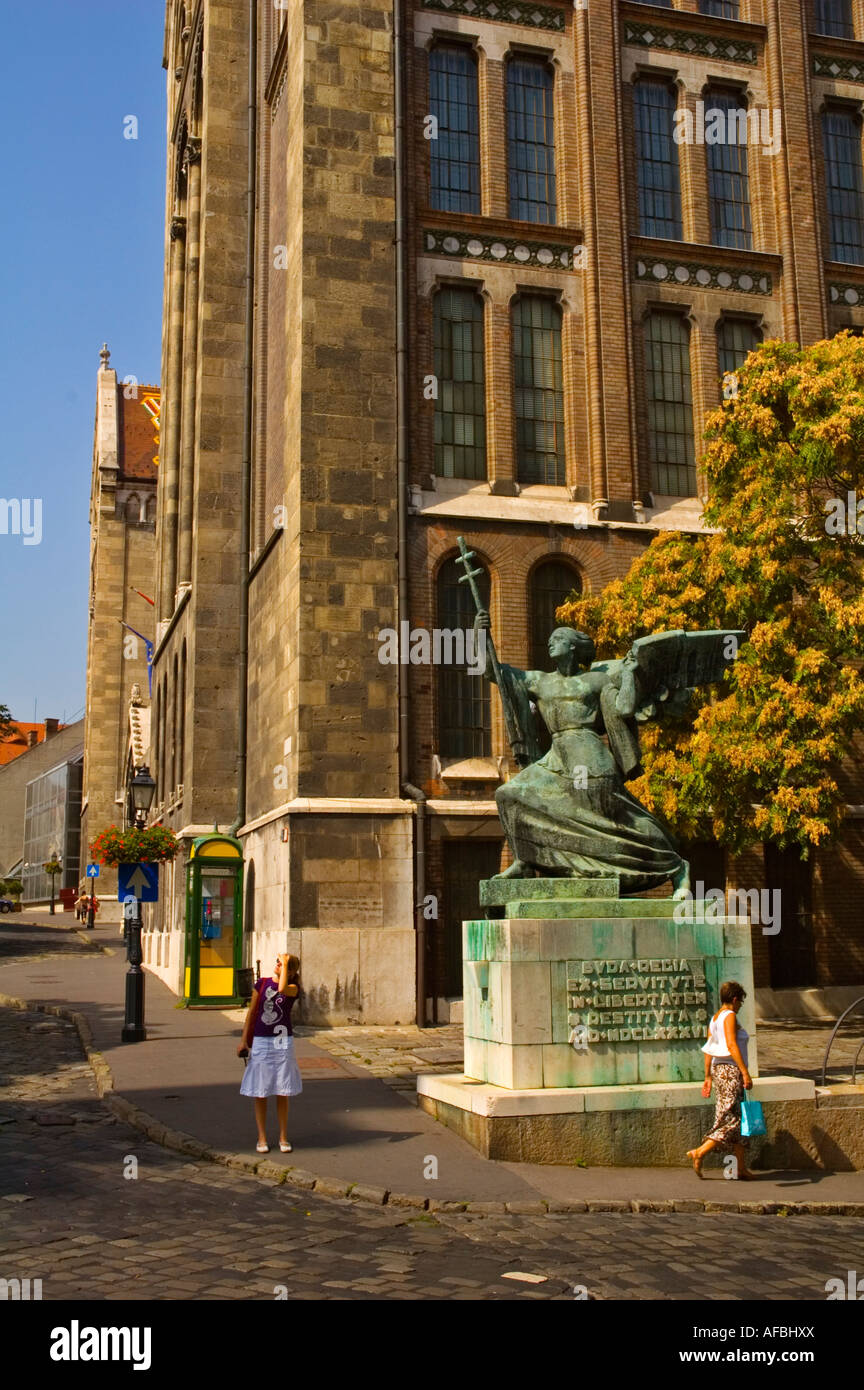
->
xmin=252 ymin=977 xmax=296 ymax=1038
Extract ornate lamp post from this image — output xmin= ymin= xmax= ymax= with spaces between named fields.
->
xmin=122 ymin=765 xmax=156 ymax=1044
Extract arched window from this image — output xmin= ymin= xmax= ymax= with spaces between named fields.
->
xmin=125 ymin=493 xmax=140 ymax=522
xmin=146 ymin=495 xmax=157 ymax=523
xmin=705 ymin=90 xmax=752 ymax=250
xmin=434 ymin=286 xmax=486 ymax=479
xmin=178 ymin=641 xmax=186 ymax=788
xmin=530 ymin=561 xmax=582 ymax=671
xmin=512 ymin=296 xmax=565 ymax=485
xmin=437 ymin=555 xmax=491 ymax=759
xmin=633 ymin=79 xmax=682 ymax=240
xmin=159 ymin=679 xmax=167 ymax=806
xmin=644 ymin=311 xmax=695 ymax=496
xmin=429 ymin=45 xmax=480 ymax=214
xmin=154 ymin=681 xmax=163 ymax=804
xmin=823 ymin=108 xmax=864 ymax=264
xmin=507 ymin=56 xmax=556 ymax=224
xmin=170 ymin=656 xmax=179 ymax=793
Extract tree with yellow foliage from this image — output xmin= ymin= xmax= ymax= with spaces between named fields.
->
xmin=556 ymin=332 xmax=864 ymax=854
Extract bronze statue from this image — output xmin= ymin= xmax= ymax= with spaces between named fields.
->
xmin=456 ymin=537 xmax=742 ymax=898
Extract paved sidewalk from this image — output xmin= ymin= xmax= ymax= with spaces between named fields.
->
xmin=1 ymin=922 xmax=863 ymax=1209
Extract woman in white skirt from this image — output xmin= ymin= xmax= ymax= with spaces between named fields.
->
xmin=238 ymin=953 xmax=303 ymax=1153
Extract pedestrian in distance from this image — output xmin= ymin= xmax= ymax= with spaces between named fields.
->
xmin=237 ymin=953 xmax=302 ymax=1153
xmin=687 ymin=980 xmax=756 ymax=1180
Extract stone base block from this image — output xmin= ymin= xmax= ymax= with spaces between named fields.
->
xmin=416 ymin=1073 xmax=864 ymax=1169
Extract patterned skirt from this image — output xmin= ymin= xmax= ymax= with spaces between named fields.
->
xmin=703 ymin=1061 xmax=749 ymax=1151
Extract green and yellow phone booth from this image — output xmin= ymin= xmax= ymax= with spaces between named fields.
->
xmin=184 ymin=832 xmax=244 ymax=1005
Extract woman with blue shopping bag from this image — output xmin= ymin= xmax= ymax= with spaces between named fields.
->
xmin=687 ymin=981 xmax=758 ymax=1180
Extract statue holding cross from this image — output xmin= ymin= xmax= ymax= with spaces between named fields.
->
xmin=454 ymin=536 xmax=743 ymax=897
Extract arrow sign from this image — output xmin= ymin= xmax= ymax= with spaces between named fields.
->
xmin=86 ymin=863 xmax=100 ymax=878
xmin=118 ymin=862 xmax=158 ymax=903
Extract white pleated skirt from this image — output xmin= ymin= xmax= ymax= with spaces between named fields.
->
xmin=240 ymin=1035 xmax=303 ymax=1098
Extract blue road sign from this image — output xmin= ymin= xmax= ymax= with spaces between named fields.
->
xmin=86 ymin=863 xmax=100 ymax=878
xmin=117 ymin=862 xmax=159 ymax=903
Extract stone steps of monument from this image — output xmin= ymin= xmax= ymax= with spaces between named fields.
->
xmin=480 ymin=877 xmax=620 ymax=905
xmin=502 ymin=899 xmax=747 ymax=921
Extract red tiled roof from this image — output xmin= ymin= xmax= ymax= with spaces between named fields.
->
xmin=0 ymin=721 xmax=66 ymax=767
xmin=118 ymin=386 xmax=160 ymax=481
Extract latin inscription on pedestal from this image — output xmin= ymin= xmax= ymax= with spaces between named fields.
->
xmin=567 ymin=957 xmax=709 ymax=1044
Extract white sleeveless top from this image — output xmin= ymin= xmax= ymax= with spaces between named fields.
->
xmin=702 ymin=1007 xmax=749 ymax=1068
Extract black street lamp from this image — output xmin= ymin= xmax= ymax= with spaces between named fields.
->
xmin=122 ymin=764 xmax=156 ymax=1044
xmin=130 ymin=766 xmax=156 ymax=828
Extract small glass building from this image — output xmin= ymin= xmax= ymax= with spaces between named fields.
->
xmin=22 ymin=751 xmax=84 ymax=903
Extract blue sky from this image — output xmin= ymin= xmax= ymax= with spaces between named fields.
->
xmin=0 ymin=1 xmax=166 ymax=724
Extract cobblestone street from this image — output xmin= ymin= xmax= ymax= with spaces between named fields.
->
xmin=2 ymin=1003 xmax=863 ymax=1302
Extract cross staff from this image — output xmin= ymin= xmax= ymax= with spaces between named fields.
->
xmin=455 ymin=535 xmax=533 ymax=766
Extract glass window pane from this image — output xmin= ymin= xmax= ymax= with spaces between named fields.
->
xmin=814 ymin=0 xmax=853 ymax=38
xmin=823 ymin=110 xmax=864 ymax=264
xmin=634 ymin=80 xmax=682 ymax=240
xmin=429 ymin=45 xmax=481 ymax=215
xmin=507 ymin=58 xmax=557 ymax=224
xmin=699 ymin=0 xmax=739 ymax=16
xmin=437 ymin=557 xmax=491 ymax=758
xmin=644 ymin=312 xmax=695 ymax=496
xmin=706 ymin=91 xmax=752 ymax=250
xmin=434 ymin=287 xmax=486 ymax=479
xmin=513 ymin=297 xmax=565 ymax=486
xmin=717 ymin=318 xmax=761 ymax=380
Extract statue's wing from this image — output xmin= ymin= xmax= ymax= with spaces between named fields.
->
xmin=622 ymin=629 xmax=745 ymax=721
xmin=593 ymin=633 xmax=744 ymax=779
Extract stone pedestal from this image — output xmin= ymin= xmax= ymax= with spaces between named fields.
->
xmin=464 ymin=876 xmax=757 ymax=1089
xmin=416 ymin=877 xmax=831 ymax=1167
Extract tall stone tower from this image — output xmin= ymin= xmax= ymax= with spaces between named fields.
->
xmin=82 ymin=348 xmax=159 ymax=919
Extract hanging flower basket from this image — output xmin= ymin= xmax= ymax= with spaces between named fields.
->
xmin=89 ymin=825 xmax=179 ymax=866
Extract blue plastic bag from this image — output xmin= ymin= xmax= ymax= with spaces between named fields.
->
xmin=740 ymin=1098 xmax=766 ymax=1138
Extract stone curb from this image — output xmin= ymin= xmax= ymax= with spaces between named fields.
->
xmin=73 ymin=931 xmax=114 ymax=955
xmin=2 ymin=991 xmax=864 ymax=1219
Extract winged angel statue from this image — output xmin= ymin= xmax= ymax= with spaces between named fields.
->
xmin=456 ymin=539 xmax=743 ymax=898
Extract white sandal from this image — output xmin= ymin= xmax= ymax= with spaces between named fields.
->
xmin=256 ymin=1142 xmax=269 ymax=1154
xmin=279 ymin=1141 xmax=293 ymax=1153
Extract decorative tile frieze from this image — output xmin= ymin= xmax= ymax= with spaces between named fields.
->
xmin=829 ymin=281 xmax=864 ymax=305
xmin=813 ymin=53 xmax=864 ymax=84
xmin=623 ymin=20 xmax=758 ymax=65
xmin=635 ymin=255 xmax=772 ymax=295
xmin=420 ymin=0 xmax=566 ymax=32
xmin=423 ymin=227 xmax=577 ymax=269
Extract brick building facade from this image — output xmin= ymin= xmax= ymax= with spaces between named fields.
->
xmin=141 ymin=0 xmax=864 ymax=1021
